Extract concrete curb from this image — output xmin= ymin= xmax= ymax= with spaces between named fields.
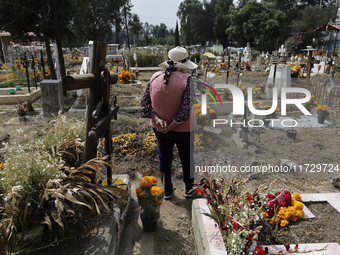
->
xmin=0 ymin=88 xmax=41 ymax=104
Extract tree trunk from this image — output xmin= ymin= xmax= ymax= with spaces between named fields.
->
xmin=44 ymin=30 xmax=56 ymax=80
xmin=115 ymin=23 xmax=120 ymax=46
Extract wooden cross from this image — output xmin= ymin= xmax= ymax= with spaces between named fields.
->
xmin=63 ymin=41 xmax=119 ymax=184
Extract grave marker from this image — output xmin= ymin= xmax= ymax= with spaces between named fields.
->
xmin=63 ymin=41 xmax=119 ymax=185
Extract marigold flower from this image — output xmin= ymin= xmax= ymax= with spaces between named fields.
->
xmin=293 ymin=192 xmax=301 ymax=201
xmin=262 ymin=212 xmax=270 ymax=219
xmin=136 ymin=188 xmax=142 ymax=195
xmin=293 ymin=201 xmax=303 ymax=210
xmin=139 ymin=192 xmax=145 ymax=197
xmin=270 ymin=216 xmax=280 ymax=225
xmin=150 ymin=186 xmax=162 ymax=196
xmin=280 ymin=219 xmax=289 ymax=227
xmin=155 ymin=198 xmax=163 ymax=205
xmin=296 ymin=210 xmax=304 ymax=219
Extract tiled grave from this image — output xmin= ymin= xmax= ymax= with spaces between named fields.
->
xmin=192 ymin=193 xmax=340 ymax=255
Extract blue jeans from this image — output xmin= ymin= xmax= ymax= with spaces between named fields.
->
xmin=153 ymin=128 xmax=194 ymax=193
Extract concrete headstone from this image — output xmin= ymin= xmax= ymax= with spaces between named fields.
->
xmin=40 ymin=79 xmax=64 ymax=117
xmin=266 ymin=64 xmax=291 ymax=99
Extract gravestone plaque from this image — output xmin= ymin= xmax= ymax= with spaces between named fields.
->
xmin=272 ymin=51 xmax=279 ymax=65
xmin=41 ymin=79 xmax=64 ymax=117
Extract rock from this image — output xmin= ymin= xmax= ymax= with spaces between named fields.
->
xmin=180 ymin=214 xmax=188 ymax=220
xmin=331 ymin=178 xmax=340 ymax=189
xmin=175 ymin=228 xmax=180 ymax=232
xmin=22 ymin=225 xmax=44 ymax=245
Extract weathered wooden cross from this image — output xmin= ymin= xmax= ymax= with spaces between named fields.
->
xmin=63 ymin=41 xmax=119 ymax=185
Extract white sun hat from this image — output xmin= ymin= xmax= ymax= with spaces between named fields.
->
xmin=159 ymin=46 xmax=198 ymax=70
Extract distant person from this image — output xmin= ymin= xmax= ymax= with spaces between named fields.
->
xmin=141 ymin=46 xmax=197 ymax=200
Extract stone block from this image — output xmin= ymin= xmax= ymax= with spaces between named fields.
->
xmin=40 ymin=79 xmax=64 ymax=117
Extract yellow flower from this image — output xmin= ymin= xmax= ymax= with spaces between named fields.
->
xmin=262 ymin=212 xmax=270 ymax=219
xmin=150 ymin=186 xmax=162 ymax=196
xmin=293 ymin=192 xmax=301 ymax=201
xmin=210 ymin=109 xmax=215 ymax=114
xmin=270 ymin=216 xmax=280 ymax=225
xmin=280 ymin=220 xmax=289 ymax=227
xmin=296 ymin=210 xmax=304 ymax=219
xmin=293 ymin=201 xmax=303 ymax=210
xmin=264 ymin=105 xmax=271 ymax=109
xmin=276 ymin=108 xmax=280 ymax=112
xmin=155 ymin=198 xmax=163 ymax=205
xmin=203 ymin=120 xmax=209 ymax=125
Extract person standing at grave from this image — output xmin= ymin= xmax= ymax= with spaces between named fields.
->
xmin=141 ymin=46 xmax=197 ymax=200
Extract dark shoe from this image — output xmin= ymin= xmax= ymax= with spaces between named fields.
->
xmin=184 ymin=189 xmax=195 ymax=199
xmin=164 ymin=188 xmax=173 ymax=200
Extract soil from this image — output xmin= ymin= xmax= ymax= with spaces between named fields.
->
xmin=1 ymin=68 xmax=340 ymax=254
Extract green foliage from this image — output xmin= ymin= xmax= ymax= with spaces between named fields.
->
xmin=227 ymin=1 xmax=286 ymax=51
xmin=126 ymin=52 xmax=166 ymax=67
xmin=190 ymin=53 xmax=201 ymax=63
xmin=293 ymin=6 xmax=337 ymax=47
xmin=175 ymin=21 xmax=180 ymax=46
xmin=285 ymin=34 xmax=304 ymax=54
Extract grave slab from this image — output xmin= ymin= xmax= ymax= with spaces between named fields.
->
xmin=193 ymin=194 xmax=340 ymax=255
xmin=269 ymin=115 xmax=332 ymax=129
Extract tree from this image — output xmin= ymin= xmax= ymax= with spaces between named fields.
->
xmin=129 ymin=13 xmax=143 ymax=46
xmin=293 ymin=5 xmax=338 ymax=47
xmin=227 ymin=1 xmax=286 ymax=50
xmin=213 ymin=0 xmax=233 ymax=51
xmin=177 ymin=0 xmax=202 ymax=45
xmin=175 ymin=20 xmax=180 ymax=46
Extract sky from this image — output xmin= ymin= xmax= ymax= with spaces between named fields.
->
xmin=130 ymin=0 xmax=183 ymax=29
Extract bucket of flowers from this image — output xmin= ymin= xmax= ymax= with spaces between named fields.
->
xmin=136 ymin=175 xmax=164 ymax=232
xmin=316 ymin=104 xmax=331 ymax=124
xmin=118 ymin=68 xmax=133 ymax=84
xmin=193 ymin=104 xmax=218 ymax=133
xmin=302 ymin=95 xmax=317 ymax=112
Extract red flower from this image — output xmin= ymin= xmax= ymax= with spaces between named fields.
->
xmin=233 ymin=221 xmax=240 ymax=230
xmin=284 ymin=243 xmax=290 ymax=251
xmin=247 ymin=192 xmax=254 ymax=203
xmin=195 ymin=188 xmax=201 ymax=194
xmin=253 ymin=243 xmax=267 ymax=255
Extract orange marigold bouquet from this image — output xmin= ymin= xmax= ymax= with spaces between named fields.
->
xmin=136 ymin=176 xmax=164 ymax=220
xmin=118 ymin=68 xmax=133 ymax=84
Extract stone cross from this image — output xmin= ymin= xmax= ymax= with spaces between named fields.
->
xmin=279 ymin=44 xmax=286 ymax=57
xmin=63 ymin=42 xmax=119 ymax=182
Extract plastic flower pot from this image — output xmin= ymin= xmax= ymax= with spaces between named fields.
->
xmin=8 ymin=89 xmax=15 ymax=95
xmin=141 ymin=214 xmax=159 ymax=232
xmin=317 ymin=116 xmax=325 ymax=124
xmin=16 ymin=86 xmax=22 ymax=90
xmin=287 ymin=130 xmax=297 ymax=140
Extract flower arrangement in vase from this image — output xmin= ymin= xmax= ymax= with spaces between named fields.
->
xmin=193 ymin=104 xmax=218 ymax=127
xmin=136 ymin=175 xmax=164 ymax=231
xmin=302 ymin=95 xmax=317 ymax=112
xmin=316 ymin=104 xmax=331 ymax=123
xmin=118 ymin=68 xmax=133 ymax=84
